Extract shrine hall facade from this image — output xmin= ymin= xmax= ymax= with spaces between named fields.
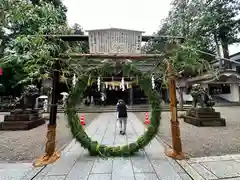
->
xmin=84 ymin=28 xmax=164 ymax=105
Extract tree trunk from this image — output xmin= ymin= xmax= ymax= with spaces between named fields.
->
xmin=221 ymin=40 xmax=231 ymax=69
xmin=0 ymin=37 xmax=7 ymax=58
xmin=213 ymin=33 xmax=223 ymax=69
xmin=219 ymin=31 xmax=231 ymax=69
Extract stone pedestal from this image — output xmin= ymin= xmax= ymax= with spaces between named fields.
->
xmin=183 ymin=108 xmax=226 ymax=127
xmin=0 ymin=109 xmax=45 ymax=130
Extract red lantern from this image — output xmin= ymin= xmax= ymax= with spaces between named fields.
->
xmin=0 ymin=68 xmax=2 ymax=76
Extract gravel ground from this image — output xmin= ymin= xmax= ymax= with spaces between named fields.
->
xmin=135 ymin=106 xmax=240 ymax=158
xmin=0 ymin=112 xmax=99 ymax=162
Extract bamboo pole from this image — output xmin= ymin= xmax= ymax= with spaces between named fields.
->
xmin=33 ymin=63 xmax=60 ymax=167
xmin=165 ymin=60 xmax=187 ymax=160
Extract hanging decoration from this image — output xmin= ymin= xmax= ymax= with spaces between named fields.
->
xmin=72 ymin=74 xmax=77 ymax=87
xmin=97 ymin=77 xmax=101 ymax=91
xmin=151 ymin=75 xmax=155 ymax=89
xmin=87 ymin=75 xmax=91 ymax=86
xmin=43 ymin=99 xmax=48 ymax=112
xmin=121 ymin=77 xmax=125 ymax=91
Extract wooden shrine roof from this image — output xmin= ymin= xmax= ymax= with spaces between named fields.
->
xmin=85 ymin=28 xmax=145 ymax=33
xmin=186 ymin=70 xmax=240 ymax=84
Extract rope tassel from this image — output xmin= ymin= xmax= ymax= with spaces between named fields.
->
xmin=97 ymin=77 xmax=101 ymax=91
xmin=151 ymin=75 xmax=155 ymax=89
xmin=121 ymin=77 xmax=125 ymax=91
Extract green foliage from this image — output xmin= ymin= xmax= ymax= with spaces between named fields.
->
xmin=66 ymin=63 xmax=161 ymax=157
xmin=0 ymin=59 xmax=26 ymax=95
xmin=30 ymin=0 xmax=64 ymax=9
xmin=198 ymin=0 xmax=240 ymax=67
xmin=145 ymin=0 xmax=240 ymax=78
xmin=69 ymin=23 xmax=89 ymax=53
xmin=199 ymin=0 xmax=240 ymax=45
xmin=144 ymin=39 xmax=214 ymax=85
xmin=1 ymin=0 xmax=71 ymax=88
xmin=171 ymin=40 xmax=214 ymax=75
xmin=160 ymin=0 xmax=240 ymax=51
xmin=1 ymin=0 xmax=90 ymax=92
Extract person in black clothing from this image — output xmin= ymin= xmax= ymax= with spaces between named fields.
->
xmin=116 ymin=99 xmax=128 ymax=135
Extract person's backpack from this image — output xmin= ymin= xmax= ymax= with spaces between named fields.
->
xmin=118 ymin=102 xmax=127 ymax=118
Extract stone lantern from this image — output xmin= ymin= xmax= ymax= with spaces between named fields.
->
xmin=42 ymin=78 xmax=53 ymax=111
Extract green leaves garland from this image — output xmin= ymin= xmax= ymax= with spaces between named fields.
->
xmin=65 ymin=63 xmax=162 ymax=157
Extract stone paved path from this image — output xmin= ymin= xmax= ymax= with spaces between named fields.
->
xmin=0 ymin=113 xmax=192 ymax=180
xmin=2 ymin=112 xmax=240 ymax=180
xmin=0 ymin=163 xmax=44 ymax=180
xmin=179 ymin=154 xmax=240 ymax=180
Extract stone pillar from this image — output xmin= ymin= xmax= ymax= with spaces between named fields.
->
xmin=176 ymin=78 xmax=187 ymax=109
xmin=179 ymin=87 xmax=184 ymax=110
xmin=231 ymin=83 xmax=240 ymax=102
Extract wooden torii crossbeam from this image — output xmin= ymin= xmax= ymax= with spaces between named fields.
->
xmin=60 ymin=53 xmax=164 ymax=60
xmin=40 ymin=35 xmax=184 ymax=42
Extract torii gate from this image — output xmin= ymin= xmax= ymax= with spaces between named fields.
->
xmin=34 ymin=34 xmax=186 ymax=167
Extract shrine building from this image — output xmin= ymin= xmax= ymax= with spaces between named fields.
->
xmin=183 ymin=52 xmax=240 ymax=103
xmin=43 ymin=27 xmax=240 ymax=105
xmin=85 ymin=28 xmax=240 ymax=104
xmin=83 ymin=28 xmax=163 ymax=105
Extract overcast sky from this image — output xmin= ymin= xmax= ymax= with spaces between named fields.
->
xmin=62 ymin=0 xmax=239 ymax=55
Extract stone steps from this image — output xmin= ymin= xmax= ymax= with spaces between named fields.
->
xmin=0 ymin=118 xmax=46 ymax=131
xmin=1 ymin=102 xmax=239 ymax=113
xmin=56 ymin=105 xmax=191 ymax=113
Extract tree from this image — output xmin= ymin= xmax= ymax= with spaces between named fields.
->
xmin=30 ymin=0 xmax=63 ymax=8
xmin=0 ymin=0 xmax=12 ymax=57
xmin=198 ymin=0 xmax=240 ymax=68
xmin=145 ymin=1 xmax=210 ymax=71
xmin=1 ymin=0 xmax=91 ymax=96
xmin=146 ymin=0 xmax=215 ymax=60
xmin=69 ymin=23 xmax=89 ymax=53
xmin=0 ymin=0 xmax=67 ymax=56
xmin=0 ymin=0 xmax=70 ymax=94
xmin=147 ymin=0 xmax=240 ymax=75
xmin=1 ymin=1 xmax=75 ymax=164
xmin=71 ymin=23 xmax=84 ymax=35
xmin=0 ymin=60 xmax=26 ymax=96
